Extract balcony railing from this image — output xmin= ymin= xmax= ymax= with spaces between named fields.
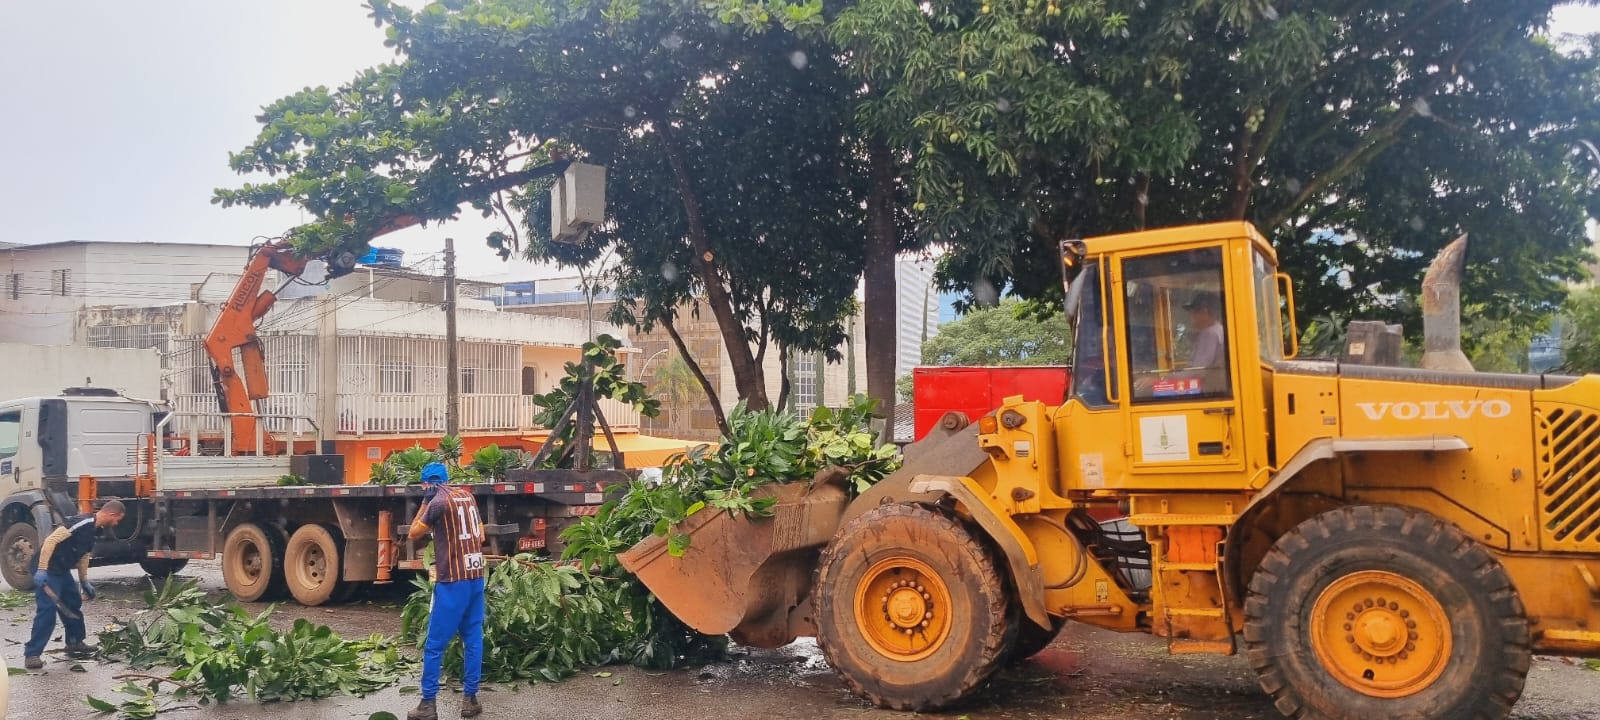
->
xmin=171 ymin=392 xmax=639 ymax=438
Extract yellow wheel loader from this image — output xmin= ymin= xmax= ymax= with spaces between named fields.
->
xmin=621 ymin=221 xmax=1600 ymax=719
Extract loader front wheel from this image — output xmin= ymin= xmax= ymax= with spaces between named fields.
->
xmin=815 ymin=503 xmax=1011 ymax=711
xmin=1244 ymin=505 xmax=1530 ymax=719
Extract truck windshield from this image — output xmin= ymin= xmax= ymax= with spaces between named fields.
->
xmin=1070 ymin=262 xmax=1118 ymax=408
xmin=0 ymin=411 xmax=19 ymax=459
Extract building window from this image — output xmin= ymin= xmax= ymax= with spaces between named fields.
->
xmin=792 ymin=352 xmax=817 ymax=414
xmin=522 ymin=366 xmax=538 ymax=395
xmin=52 ymin=269 xmax=69 ymax=296
xmin=87 ymin=323 xmax=171 ymax=353
xmin=7 ymin=274 xmax=19 ymax=300
xmin=380 ymin=360 xmax=414 ymax=394
xmin=460 ymin=366 xmax=478 ymax=395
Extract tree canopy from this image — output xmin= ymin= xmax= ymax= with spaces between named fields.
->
xmin=920 ymin=298 xmax=1071 ymax=366
xmin=835 ymin=0 xmax=1600 ymax=326
xmin=217 ymin=0 xmax=1600 ymax=426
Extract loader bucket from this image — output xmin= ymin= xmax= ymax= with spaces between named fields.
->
xmin=619 ymin=477 xmax=849 ymax=648
xmin=618 ymin=413 xmax=992 ymax=649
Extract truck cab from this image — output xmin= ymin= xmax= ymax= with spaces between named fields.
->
xmin=0 ymin=389 xmax=160 ymax=590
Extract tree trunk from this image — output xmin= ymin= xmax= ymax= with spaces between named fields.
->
xmin=864 ymin=140 xmax=899 ymax=427
xmin=661 ymin=312 xmax=730 ymax=437
xmin=657 ymin=125 xmax=771 ymax=410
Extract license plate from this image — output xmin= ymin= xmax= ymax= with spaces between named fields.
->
xmin=517 ymin=536 xmax=545 ymax=552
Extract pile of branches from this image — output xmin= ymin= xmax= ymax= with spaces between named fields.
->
xmin=92 ymin=578 xmax=413 ymax=717
xmin=405 ymin=395 xmax=901 ymax=681
xmin=367 ymin=436 xmax=525 ymax=486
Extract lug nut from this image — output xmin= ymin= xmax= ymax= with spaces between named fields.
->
xmin=1389 ymin=602 xmax=1400 ymax=611
xmin=1400 ymin=609 xmax=1410 ymax=618
xmin=920 ymin=620 xmax=929 ymax=628
xmin=1345 ymin=634 xmax=1355 ymax=643
xmin=1405 ymin=642 xmax=1416 ymax=652
xmin=1346 ymin=612 xmax=1356 ymax=621
xmin=1377 ymin=597 xmax=1386 ymax=606
xmin=1363 ymin=599 xmax=1375 ymax=608
xmin=922 ymin=592 xmax=931 ymax=601
xmin=925 ymin=611 xmax=933 ymax=619
xmin=1408 ymin=631 xmax=1419 ymax=640
xmin=1398 ymin=651 xmax=1409 ymax=660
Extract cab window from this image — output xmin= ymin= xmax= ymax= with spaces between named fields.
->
xmin=0 ymin=410 xmax=20 ymax=460
xmin=1070 ymin=261 xmax=1119 ymax=408
xmin=1122 ymin=247 xmax=1232 ymax=403
xmin=1253 ymin=249 xmax=1283 ymax=363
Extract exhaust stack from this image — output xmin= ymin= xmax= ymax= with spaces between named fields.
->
xmin=1420 ymin=233 xmax=1473 ymax=372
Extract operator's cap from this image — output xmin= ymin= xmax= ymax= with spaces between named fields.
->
xmin=1183 ymin=291 xmax=1218 ymax=312
xmin=420 ymin=462 xmax=450 ymax=485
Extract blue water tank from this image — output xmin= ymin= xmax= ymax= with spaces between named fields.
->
xmin=357 ymin=247 xmax=405 ymax=268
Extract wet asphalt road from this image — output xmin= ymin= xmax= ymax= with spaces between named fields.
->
xmin=3 ymin=563 xmax=1598 ymax=720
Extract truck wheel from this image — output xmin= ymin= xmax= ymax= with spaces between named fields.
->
xmin=138 ymin=559 xmax=189 ymax=580
xmin=814 ymin=503 xmax=1012 ymax=711
xmin=223 ymin=523 xmax=286 ymax=602
xmin=1244 ymin=505 xmax=1530 ymax=720
xmin=284 ymin=524 xmax=346 ymax=606
xmin=1006 ymin=616 xmax=1066 ymax=665
xmin=1 ymin=523 xmax=39 ymax=591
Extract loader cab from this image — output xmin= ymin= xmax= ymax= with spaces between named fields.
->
xmin=1061 ymin=222 xmax=1290 ymax=490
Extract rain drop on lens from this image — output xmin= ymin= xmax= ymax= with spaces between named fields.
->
xmin=661 ymin=33 xmax=683 ymax=50
xmin=789 ymin=50 xmax=808 ymax=70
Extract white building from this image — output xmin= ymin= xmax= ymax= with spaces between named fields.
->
xmin=895 ymin=255 xmax=942 ymax=379
xmin=0 ymin=241 xmax=250 ymax=345
xmin=1 ymin=240 xmax=654 ymax=479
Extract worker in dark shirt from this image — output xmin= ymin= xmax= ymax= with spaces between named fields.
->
xmin=406 ymin=463 xmax=486 ymax=720
xmin=24 ymin=499 xmax=125 ymax=669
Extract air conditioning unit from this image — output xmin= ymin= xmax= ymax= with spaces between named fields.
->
xmin=550 ymin=162 xmax=606 ymax=244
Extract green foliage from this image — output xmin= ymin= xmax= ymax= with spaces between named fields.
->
xmin=369 ymin=436 xmax=518 ymax=485
xmin=530 ymin=334 xmax=660 ymax=469
xmin=97 ymin=578 xmax=412 ymax=706
xmin=400 ymin=395 xmax=902 ymax=685
xmin=1297 ymin=314 xmax=1348 ymax=359
xmin=650 ymin=354 xmax=702 ymax=427
xmin=218 ymin=0 xmax=873 ymax=411
xmin=1560 ymin=287 xmax=1600 ymax=374
xmin=468 ymin=443 xmax=519 ymax=482
xmin=0 ymin=590 xmax=31 ymax=609
xmin=896 ymin=373 xmax=914 ymax=403
xmin=86 ymin=682 xmax=165 ymax=719
xmin=834 ymin=0 xmax=1600 ymax=331
xmin=1462 ymin=305 xmax=1543 ymax=374
xmin=921 ymin=298 xmax=1070 ymax=366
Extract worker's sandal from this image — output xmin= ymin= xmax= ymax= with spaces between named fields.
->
xmin=65 ymin=642 xmax=96 ymax=659
xmin=23 ymin=656 xmax=42 ymax=670
xmin=460 ymin=695 xmax=482 ymax=718
xmin=406 ymin=699 xmax=438 ymax=720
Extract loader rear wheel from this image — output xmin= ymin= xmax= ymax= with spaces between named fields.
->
xmin=1244 ymin=505 xmax=1530 ymax=720
xmin=222 ymin=523 xmax=285 ymax=602
xmin=815 ymin=503 xmax=1012 ymax=711
xmin=284 ymin=524 xmax=346 ymax=607
xmin=1006 ymin=616 xmax=1067 ymax=665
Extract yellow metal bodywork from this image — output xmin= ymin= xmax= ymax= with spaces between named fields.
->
xmin=955 ymin=220 xmax=1600 ymax=659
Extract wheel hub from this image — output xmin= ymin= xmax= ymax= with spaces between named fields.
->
xmin=1310 ymin=570 xmax=1451 ymax=698
xmin=854 ymin=556 xmax=952 ymax=662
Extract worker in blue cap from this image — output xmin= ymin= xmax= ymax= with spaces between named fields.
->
xmin=405 ymin=462 xmax=486 ymax=720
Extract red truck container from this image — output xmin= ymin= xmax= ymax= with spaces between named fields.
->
xmin=911 ymin=365 xmax=1071 ymax=442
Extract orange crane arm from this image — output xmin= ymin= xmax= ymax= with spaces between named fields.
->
xmin=204 ymin=217 xmax=420 ymax=454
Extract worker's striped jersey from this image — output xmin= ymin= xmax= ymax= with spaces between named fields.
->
xmin=416 ymin=485 xmax=486 ymax=583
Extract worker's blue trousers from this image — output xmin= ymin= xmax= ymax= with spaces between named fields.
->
xmin=25 ymin=572 xmax=85 ymax=658
xmin=420 ymin=577 xmax=485 ymax=701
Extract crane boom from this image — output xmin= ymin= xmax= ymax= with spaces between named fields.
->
xmin=204 ymin=216 xmax=421 ymax=454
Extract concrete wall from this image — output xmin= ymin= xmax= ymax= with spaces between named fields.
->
xmin=0 ymin=343 xmax=162 ymax=400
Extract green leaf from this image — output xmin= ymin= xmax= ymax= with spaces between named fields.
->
xmin=85 ymin=696 xmax=118 ymax=713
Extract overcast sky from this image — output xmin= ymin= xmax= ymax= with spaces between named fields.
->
xmin=1 ymin=3 xmax=1597 ymax=281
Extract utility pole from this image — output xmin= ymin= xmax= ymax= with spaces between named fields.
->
xmin=444 ymin=237 xmax=460 ymax=437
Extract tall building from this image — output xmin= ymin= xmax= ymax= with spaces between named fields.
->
xmin=896 ymin=256 xmax=942 ymax=379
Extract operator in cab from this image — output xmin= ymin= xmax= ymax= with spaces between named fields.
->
xmin=1183 ymin=291 xmax=1226 ymax=370
xmin=405 ymin=463 xmax=487 ymax=720
xmin=24 ymin=500 xmax=125 ymax=670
